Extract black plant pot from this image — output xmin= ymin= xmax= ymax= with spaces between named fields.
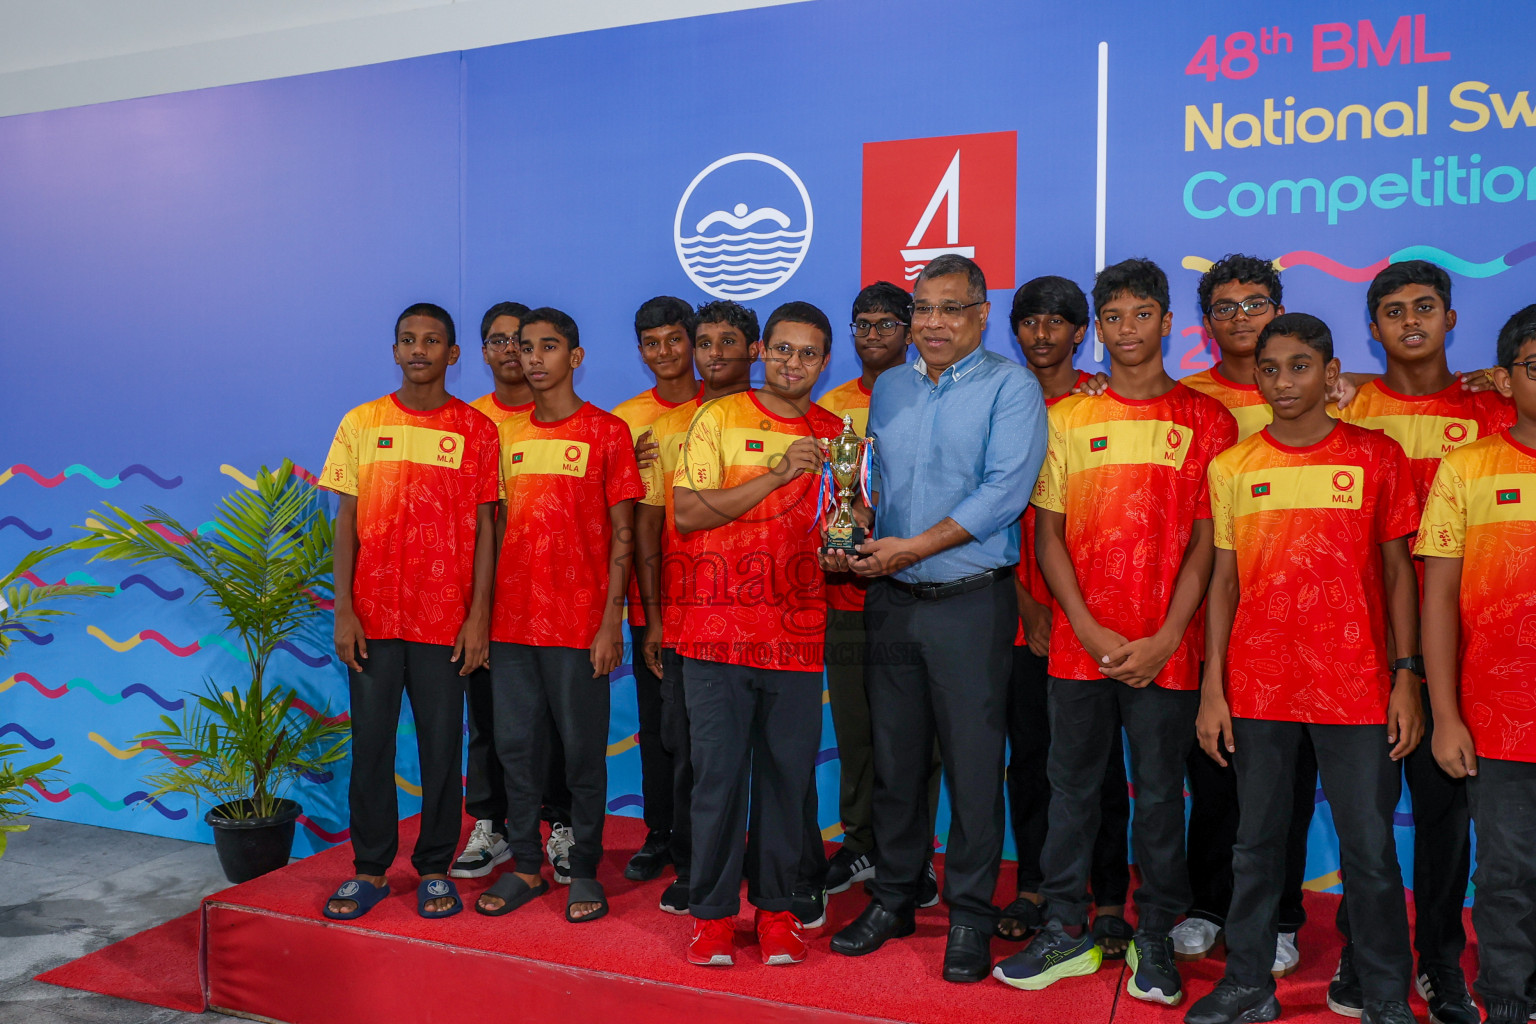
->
xmin=205 ymin=799 xmax=301 ymax=883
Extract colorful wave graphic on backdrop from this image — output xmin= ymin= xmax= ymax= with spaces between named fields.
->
xmin=1 ymin=672 xmax=185 ymax=709
xmin=85 ymin=625 xmax=330 ymax=667
xmin=0 ymin=464 xmax=181 ymax=489
xmin=21 ymin=570 xmax=184 ymax=601
xmin=1183 ymin=241 xmax=1536 ymax=281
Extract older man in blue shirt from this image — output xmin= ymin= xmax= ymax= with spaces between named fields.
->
xmin=826 ymin=254 xmax=1047 ymax=982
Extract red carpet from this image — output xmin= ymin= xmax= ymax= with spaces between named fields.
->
xmin=35 ymin=908 xmax=204 ymax=1012
xmin=35 ymin=813 xmax=1482 ymax=1024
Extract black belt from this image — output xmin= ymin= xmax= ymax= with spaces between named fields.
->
xmin=884 ymin=565 xmax=1014 ymax=601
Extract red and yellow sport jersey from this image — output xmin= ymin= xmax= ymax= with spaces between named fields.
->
xmin=673 ymin=391 xmax=844 ymax=671
xmin=469 ymin=392 xmax=534 ymax=426
xmin=321 ymin=394 xmax=500 ymax=647
xmin=613 ymin=385 xmax=701 ymax=627
xmin=1182 ymin=364 xmax=1270 ymax=441
xmin=1414 ymin=431 xmax=1536 ymax=763
xmin=1015 ymin=371 xmax=1094 ymax=644
xmin=639 ymin=395 xmax=705 ymax=648
xmin=1334 ymin=379 xmax=1515 ymax=507
xmin=816 ymin=377 xmax=873 ymax=613
xmin=1211 ymin=423 xmax=1419 ymax=725
xmin=492 ymin=403 xmax=644 ymax=648
xmin=1032 ymin=384 xmax=1238 ymax=689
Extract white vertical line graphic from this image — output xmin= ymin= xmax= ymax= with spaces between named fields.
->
xmin=1094 ymin=40 xmax=1108 ymax=362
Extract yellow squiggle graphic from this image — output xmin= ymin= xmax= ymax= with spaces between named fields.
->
xmin=395 ymin=773 xmax=423 ymax=797
xmin=0 ymin=675 xmax=19 ymax=694
xmin=88 ymin=732 xmax=145 ymax=759
xmin=820 ymin=822 xmax=845 ymax=841
xmin=87 ymin=625 xmax=141 ymax=651
xmin=606 ymin=734 xmax=639 ymax=756
xmin=1303 ymin=869 xmax=1342 ymax=891
xmin=220 ymin=464 xmax=259 ymax=489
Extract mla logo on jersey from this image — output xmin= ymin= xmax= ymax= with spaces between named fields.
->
xmin=439 ymin=436 xmax=457 ymax=454
xmin=1444 ymin=422 xmax=1469 ymax=443
xmin=565 ymin=445 xmax=582 ymax=463
xmin=1333 ymin=470 xmax=1355 ymax=491
xmin=861 ymin=131 xmax=1016 ymax=287
xmin=1166 ymin=428 xmax=1184 ymax=450
xmin=674 ymin=153 xmax=812 ymax=301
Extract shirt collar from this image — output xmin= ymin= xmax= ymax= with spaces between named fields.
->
xmin=911 ymin=343 xmax=987 ymax=384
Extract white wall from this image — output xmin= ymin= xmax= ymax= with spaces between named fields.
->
xmin=0 ymin=0 xmax=809 ymax=117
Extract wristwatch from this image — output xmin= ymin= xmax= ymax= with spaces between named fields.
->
xmin=1391 ymin=655 xmax=1426 ymax=678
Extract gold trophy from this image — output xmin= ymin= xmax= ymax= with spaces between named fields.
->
xmin=823 ymin=414 xmax=871 ymax=552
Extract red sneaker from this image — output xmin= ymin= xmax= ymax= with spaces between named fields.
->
xmin=688 ymin=917 xmax=735 ymax=966
xmin=756 ymin=909 xmax=807 ymax=965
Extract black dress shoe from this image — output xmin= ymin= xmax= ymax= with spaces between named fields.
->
xmin=942 ymin=925 xmax=991 ymax=983
xmin=623 ymin=829 xmax=673 ymax=881
xmin=830 ymin=901 xmax=916 ymax=956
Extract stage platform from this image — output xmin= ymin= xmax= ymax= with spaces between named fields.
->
xmin=196 ymin=814 xmax=1474 ymax=1024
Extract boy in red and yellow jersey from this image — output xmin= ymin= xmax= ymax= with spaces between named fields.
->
xmin=1331 ymin=260 xmax=1514 ymax=1023
xmin=996 ymin=275 xmax=1131 ymax=951
xmin=1188 ymin=313 xmax=1423 ymax=1024
xmin=998 ymin=259 xmax=1236 ymax=1004
xmin=475 ymin=308 xmax=643 ymax=924
xmin=635 ymin=299 xmax=758 ymax=914
xmin=321 ymin=303 xmax=500 ymax=922
xmin=672 ymin=301 xmax=844 ymax=968
xmin=612 ymin=296 xmax=701 ymax=885
xmin=1420 ymin=305 xmax=1536 ymax=1024
xmin=812 ymin=281 xmax=914 ymax=900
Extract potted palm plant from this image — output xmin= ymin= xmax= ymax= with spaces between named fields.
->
xmin=74 ymin=460 xmax=351 ymax=882
xmin=0 ymin=544 xmax=112 ymax=858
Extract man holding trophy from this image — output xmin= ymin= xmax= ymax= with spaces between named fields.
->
xmin=823 ymin=254 xmax=1048 ymax=983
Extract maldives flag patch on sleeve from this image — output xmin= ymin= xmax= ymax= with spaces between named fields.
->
xmin=377 ymin=437 xmax=393 ymax=448
xmin=1498 ymin=488 xmax=1521 ymax=505
xmin=745 ymin=439 xmax=765 ymax=452
xmin=1251 ymin=482 xmax=1270 ymax=497
xmin=1089 ymin=436 xmax=1108 ymax=452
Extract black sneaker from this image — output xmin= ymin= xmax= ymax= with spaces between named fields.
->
xmin=1361 ymin=1000 xmax=1416 ymax=1024
xmin=1417 ymin=964 xmax=1479 ymax=1024
xmin=623 ymin=828 xmax=673 ymax=881
xmin=1328 ymin=943 xmax=1364 ymax=1018
xmin=1482 ymin=997 xmax=1532 ymax=1024
xmin=1126 ymin=934 xmax=1184 ymax=1006
xmin=918 ymin=860 xmax=940 ymax=908
xmin=791 ymin=885 xmax=826 ymax=929
xmin=659 ymin=878 xmax=689 ymax=915
xmin=825 ymin=846 xmax=876 ymax=894
xmin=1184 ymin=979 xmax=1282 ymax=1024
xmin=993 ymin=920 xmax=1103 ymax=990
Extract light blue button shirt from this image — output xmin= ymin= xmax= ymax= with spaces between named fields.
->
xmin=867 ymin=344 xmax=1048 ymax=584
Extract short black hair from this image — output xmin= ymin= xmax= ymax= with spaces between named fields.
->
xmin=520 ymin=306 xmax=580 ymax=349
xmin=1495 ymin=303 xmax=1536 ymax=370
xmin=1010 ymin=276 xmax=1089 ymax=334
xmin=1256 ymin=312 xmax=1334 ymax=362
xmin=851 ymin=281 xmax=913 ymax=325
xmin=1197 ymin=254 xmax=1282 ymax=315
xmin=914 ymin=254 xmax=986 ymax=301
xmin=480 ymin=301 xmax=530 ymax=342
xmin=1366 ymin=260 xmax=1452 ymax=324
xmin=763 ymin=300 xmax=833 ymax=354
xmin=694 ymin=300 xmax=760 ymax=345
xmin=1093 ymin=258 xmax=1169 ymax=318
xmin=633 ymin=295 xmax=696 ymax=344
xmin=396 ymin=302 xmax=455 ymax=348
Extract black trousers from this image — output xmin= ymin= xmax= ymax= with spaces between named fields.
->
xmin=464 ymin=665 xmax=571 ymax=831
xmin=825 ymin=607 xmax=875 ymax=856
xmin=1039 ymin=677 xmax=1198 ymax=936
xmin=658 ymin=647 xmax=692 ymax=880
xmin=1337 ymin=687 xmax=1470 ymax=969
xmin=1185 ymin=729 xmax=1316 ymax=932
xmin=347 ymin=639 xmax=465 ymax=877
xmin=490 ymin=643 xmax=609 ymax=880
xmin=1225 ymin=718 xmax=1411 ymax=1001
xmin=632 ymin=640 xmax=674 ymax=834
xmin=683 ymin=657 xmax=822 ymax=919
xmin=1007 ymin=645 xmax=1130 ymax=903
xmin=865 ymin=573 xmax=1014 ymax=932
xmin=1467 ymin=757 xmax=1536 ymax=1012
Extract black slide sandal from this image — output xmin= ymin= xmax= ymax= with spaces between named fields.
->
xmin=1092 ymin=913 xmax=1135 ymax=958
xmin=475 ymin=873 xmax=548 ymax=917
xmin=566 ymin=878 xmax=608 ymax=924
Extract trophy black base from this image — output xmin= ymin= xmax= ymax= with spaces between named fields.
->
xmin=824 ymin=524 xmax=866 ymax=553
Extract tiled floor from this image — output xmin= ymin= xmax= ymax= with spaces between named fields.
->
xmin=0 ymin=816 xmax=238 ymax=1023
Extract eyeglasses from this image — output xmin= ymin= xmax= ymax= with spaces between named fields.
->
xmin=851 ymin=319 xmax=906 ymax=338
xmin=1208 ymin=297 xmax=1275 ymax=321
xmin=912 ymin=301 xmax=984 ymax=321
xmin=763 ymin=341 xmax=825 ymax=365
xmin=1512 ymin=359 xmax=1536 ymax=380
xmin=483 ymin=333 xmax=516 ymax=350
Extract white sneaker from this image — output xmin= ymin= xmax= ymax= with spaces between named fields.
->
xmin=449 ymin=819 xmax=509 ymax=878
xmin=546 ymin=823 xmax=574 ymax=884
xmin=1170 ymin=917 xmax=1222 ymax=960
xmin=1272 ymin=931 xmax=1300 ymax=977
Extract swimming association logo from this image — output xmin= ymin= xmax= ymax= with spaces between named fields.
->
xmin=674 ymin=153 xmax=813 ymax=301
